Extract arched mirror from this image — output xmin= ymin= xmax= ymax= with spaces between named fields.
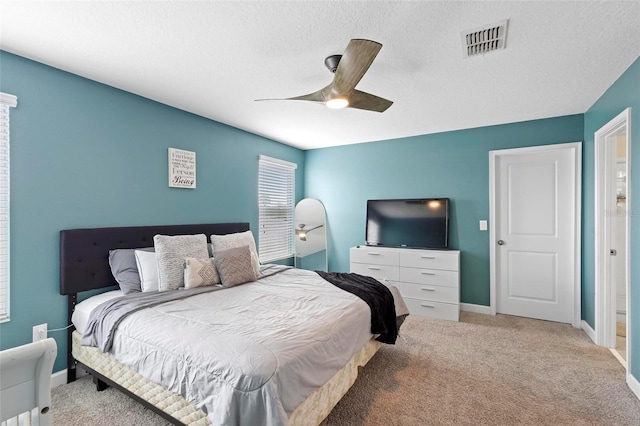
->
xmin=294 ymin=198 xmax=327 ymax=271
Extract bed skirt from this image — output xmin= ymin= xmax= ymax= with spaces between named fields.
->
xmin=72 ymin=331 xmax=381 ymax=425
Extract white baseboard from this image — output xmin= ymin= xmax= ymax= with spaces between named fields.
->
xmin=51 ymin=369 xmax=67 ymax=388
xmin=581 ymin=320 xmax=597 ymax=343
xmin=460 ymin=303 xmax=492 ymax=315
xmin=610 ymin=348 xmax=627 ymax=369
xmin=628 ymin=372 xmax=640 ymax=401
xmin=51 ymin=366 xmax=88 ymax=389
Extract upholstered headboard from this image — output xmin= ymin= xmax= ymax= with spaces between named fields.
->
xmin=59 ymin=222 xmax=250 ymax=295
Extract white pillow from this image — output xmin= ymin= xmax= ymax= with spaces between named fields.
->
xmin=134 ymin=249 xmax=159 ymax=292
xmin=184 ymin=257 xmax=220 ymax=289
xmin=210 ymin=231 xmax=260 ymax=277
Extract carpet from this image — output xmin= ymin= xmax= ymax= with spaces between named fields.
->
xmin=51 ymin=312 xmax=640 ymax=425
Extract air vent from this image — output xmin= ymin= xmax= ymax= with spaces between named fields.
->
xmin=461 ymin=20 xmax=508 ymax=58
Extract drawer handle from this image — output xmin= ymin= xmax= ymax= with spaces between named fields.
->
xmin=421 ymin=287 xmax=436 ymax=292
xmin=367 ymin=267 xmax=381 ymax=270
xmin=367 ymin=252 xmax=381 ymax=256
xmin=421 ymin=272 xmax=436 ymax=275
xmin=421 ymin=256 xmax=436 ymax=259
xmin=421 ymin=303 xmax=436 ymax=308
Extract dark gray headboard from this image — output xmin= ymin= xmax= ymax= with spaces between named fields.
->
xmin=59 ymin=222 xmax=250 ymax=295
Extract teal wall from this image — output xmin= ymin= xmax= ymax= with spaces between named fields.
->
xmin=583 ymin=57 xmax=639 ymax=382
xmin=0 ymin=51 xmax=305 ymax=372
xmin=1 ymin=48 xmax=638 ymax=388
xmin=304 ymin=115 xmax=584 ymax=306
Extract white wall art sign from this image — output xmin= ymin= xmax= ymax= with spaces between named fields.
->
xmin=168 ymin=148 xmax=196 ymax=189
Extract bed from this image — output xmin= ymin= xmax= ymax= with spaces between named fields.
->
xmin=60 ymin=222 xmax=407 ymax=426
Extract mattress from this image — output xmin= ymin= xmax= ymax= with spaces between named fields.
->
xmin=72 ymin=290 xmax=123 ymax=334
xmin=72 ymin=330 xmax=380 ymax=425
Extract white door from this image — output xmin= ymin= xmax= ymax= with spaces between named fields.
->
xmin=594 ymin=108 xmax=631 ymax=351
xmin=490 ymin=143 xmax=581 ymax=325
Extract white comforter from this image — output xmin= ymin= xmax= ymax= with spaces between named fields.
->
xmin=109 ymin=267 xmax=372 ymax=426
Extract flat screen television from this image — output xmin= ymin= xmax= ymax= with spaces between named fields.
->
xmin=365 ymin=198 xmax=450 ymax=249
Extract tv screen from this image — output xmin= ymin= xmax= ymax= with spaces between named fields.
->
xmin=366 ymin=198 xmax=450 ymax=249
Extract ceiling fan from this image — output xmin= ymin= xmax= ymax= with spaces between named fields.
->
xmin=256 ymin=39 xmax=393 ymax=113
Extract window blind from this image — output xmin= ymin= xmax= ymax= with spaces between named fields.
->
xmin=0 ymin=93 xmax=17 ymax=323
xmin=258 ymin=155 xmax=297 ymax=263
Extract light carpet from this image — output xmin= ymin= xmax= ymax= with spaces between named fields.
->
xmin=51 ymin=313 xmax=640 ymax=425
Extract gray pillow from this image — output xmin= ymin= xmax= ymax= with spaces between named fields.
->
xmin=154 ymin=234 xmax=209 ymax=292
xmin=214 ymin=245 xmax=258 ymax=288
xmin=210 ymin=231 xmax=260 ymax=277
xmin=108 ymin=247 xmax=153 ymax=294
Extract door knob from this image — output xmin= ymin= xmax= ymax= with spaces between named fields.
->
xmin=497 ymin=240 xmax=505 ymax=245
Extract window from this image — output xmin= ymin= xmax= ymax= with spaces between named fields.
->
xmin=0 ymin=92 xmax=17 ymax=323
xmin=258 ymin=155 xmax=297 ymax=263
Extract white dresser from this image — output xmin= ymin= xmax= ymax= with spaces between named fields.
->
xmin=350 ymin=246 xmax=460 ymax=321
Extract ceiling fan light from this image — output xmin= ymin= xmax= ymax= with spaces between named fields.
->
xmin=326 ymin=97 xmax=349 ymax=109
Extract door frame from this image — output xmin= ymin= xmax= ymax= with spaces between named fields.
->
xmin=489 ymin=142 xmax=582 ymax=327
xmin=594 ymin=108 xmax=631 ymax=359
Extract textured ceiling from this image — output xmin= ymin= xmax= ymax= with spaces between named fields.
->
xmin=1 ymin=1 xmax=639 ymax=150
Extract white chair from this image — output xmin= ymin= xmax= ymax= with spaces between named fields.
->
xmin=0 ymin=338 xmax=57 ymax=426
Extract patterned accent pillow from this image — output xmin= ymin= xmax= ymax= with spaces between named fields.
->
xmin=210 ymin=231 xmax=260 ymax=277
xmin=184 ymin=257 xmax=220 ymax=289
xmin=154 ymin=234 xmax=209 ymax=292
xmin=214 ymin=245 xmax=258 ymax=288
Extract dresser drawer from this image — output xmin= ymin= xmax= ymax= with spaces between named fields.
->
xmin=392 ymin=281 xmax=458 ymax=304
xmin=399 ymin=268 xmax=458 ymax=287
xmin=400 ymin=250 xmax=459 ymax=271
xmin=403 ymin=297 xmax=459 ymax=321
xmin=350 ymin=247 xmax=400 ymax=266
xmin=350 ymin=262 xmax=400 ymax=281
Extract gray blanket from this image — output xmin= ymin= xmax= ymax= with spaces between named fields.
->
xmin=82 ymin=264 xmax=290 ymax=352
xmin=81 ymin=285 xmax=221 ymax=351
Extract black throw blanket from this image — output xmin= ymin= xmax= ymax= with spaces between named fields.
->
xmin=316 ymin=271 xmax=398 ymax=344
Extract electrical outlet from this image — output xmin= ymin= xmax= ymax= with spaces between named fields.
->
xmin=33 ymin=323 xmax=47 ymax=342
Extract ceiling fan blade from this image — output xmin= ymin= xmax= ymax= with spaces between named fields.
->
xmin=347 ymin=90 xmax=393 ymax=112
xmin=331 ymin=39 xmax=382 ymax=95
xmin=255 ymin=89 xmax=325 ymax=103
xmin=285 ymin=89 xmax=326 ymax=102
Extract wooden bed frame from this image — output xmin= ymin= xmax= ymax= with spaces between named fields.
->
xmin=59 ymin=222 xmax=250 ymax=425
xmin=59 ymin=222 xmax=381 ymax=425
